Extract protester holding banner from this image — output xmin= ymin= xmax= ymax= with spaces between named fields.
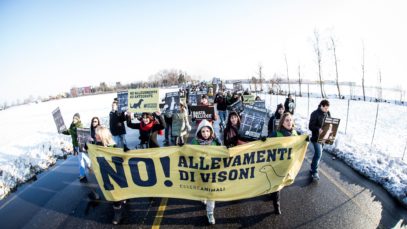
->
xmin=90 ymin=117 xmax=101 ymax=144
xmin=94 ymin=126 xmax=125 ymax=225
xmin=309 ymin=99 xmax=331 ymax=181
xmin=62 ymin=113 xmax=89 ymax=183
xmin=223 ymin=111 xmax=247 ymax=148
xmin=214 ymin=91 xmax=227 ymax=132
xmin=284 ymin=94 xmax=295 ymax=115
xmin=268 ymin=112 xmax=302 ymax=214
xmin=172 ymin=101 xmax=191 ymax=146
xmin=191 ymin=119 xmax=222 ymax=225
xmin=109 ymin=100 xmax=127 ymax=149
xmin=126 ymin=112 xmax=166 ymax=149
xmin=268 ymin=104 xmax=285 ymax=136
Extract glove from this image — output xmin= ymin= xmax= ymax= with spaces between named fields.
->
xmin=260 ymin=136 xmax=267 ymax=142
xmin=123 ymin=144 xmax=130 ymax=152
xmin=84 ymin=143 xmax=89 ymax=151
xmin=186 ymin=124 xmax=192 ymax=132
xmin=178 ymin=141 xmax=185 ymax=147
xmin=305 ymin=135 xmax=310 ymax=142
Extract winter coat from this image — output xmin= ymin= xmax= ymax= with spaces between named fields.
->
xmin=62 ymin=121 xmax=83 ymax=147
xmin=191 ymin=119 xmax=221 ymax=146
xmin=214 ymin=94 xmax=227 ymax=111
xmin=126 ymin=114 xmax=166 ymax=148
xmin=109 ymin=110 xmax=126 ymax=136
xmin=309 ymin=107 xmax=331 ymax=142
xmin=172 ymin=110 xmax=191 ymax=137
xmin=284 ymin=98 xmax=295 ymax=115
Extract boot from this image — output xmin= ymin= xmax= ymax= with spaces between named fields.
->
xmin=112 ymin=207 xmax=122 ymax=225
xmin=273 ymin=201 xmax=281 ymax=215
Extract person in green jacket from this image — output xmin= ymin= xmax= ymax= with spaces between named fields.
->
xmin=268 ymin=112 xmax=303 ymax=215
xmin=62 ymin=113 xmax=90 ymax=183
xmin=191 ymin=119 xmax=221 ymax=225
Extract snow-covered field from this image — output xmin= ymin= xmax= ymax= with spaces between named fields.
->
xmin=0 ymin=86 xmax=406 ymax=208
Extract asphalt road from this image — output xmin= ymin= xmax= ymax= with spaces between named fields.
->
xmin=0 ymin=119 xmax=406 ymax=228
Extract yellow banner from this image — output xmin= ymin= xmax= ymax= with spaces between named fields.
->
xmin=87 ymin=135 xmax=308 ymax=202
xmin=128 ymin=88 xmax=160 ymax=113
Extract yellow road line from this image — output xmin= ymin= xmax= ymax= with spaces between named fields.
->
xmin=152 ymin=198 xmax=168 ymax=229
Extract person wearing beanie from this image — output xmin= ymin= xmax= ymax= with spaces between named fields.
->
xmin=62 ymin=113 xmax=90 ymax=183
xmin=268 ymin=103 xmax=285 ymax=136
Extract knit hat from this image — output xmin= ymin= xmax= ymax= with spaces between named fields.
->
xmin=277 ymin=103 xmax=284 ymax=110
xmin=73 ymin=113 xmax=80 ymax=119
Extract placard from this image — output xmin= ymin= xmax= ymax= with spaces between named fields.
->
xmin=227 ymin=100 xmax=244 ymax=114
xmin=128 ymin=88 xmax=160 ymax=113
xmin=317 ymin=117 xmax=341 ymax=145
xmin=190 ymin=106 xmax=215 ymax=121
xmin=243 ymin=95 xmax=256 ymax=104
xmin=117 ymin=90 xmax=128 ymax=112
xmin=253 ymin=100 xmax=266 ymax=108
xmin=52 ymin=107 xmax=67 ymax=133
xmin=233 ymin=81 xmax=243 ymax=92
xmin=163 ymin=92 xmax=180 ymax=113
xmin=239 ymin=105 xmax=268 ymax=139
xmin=77 ymin=128 xmax=91 ymax=151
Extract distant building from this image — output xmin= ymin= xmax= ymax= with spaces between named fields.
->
xmin=70 ymin=86 xmax=92 ymax=97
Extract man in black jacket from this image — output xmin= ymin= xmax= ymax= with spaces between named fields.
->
xmin=308 ymin=99 xmax=331 ymax=181
xmin=109 ymin=100 xmax=127 ymax=148
xmin=284 ymin=94 xmax=295 ymax=115
xmin=214 ymin=91 xmax=227 ymax=131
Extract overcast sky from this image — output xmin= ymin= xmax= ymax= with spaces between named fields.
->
xmin=0 ymin=0 xmax=406 ymax=104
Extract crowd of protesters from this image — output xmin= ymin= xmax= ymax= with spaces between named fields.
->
xmin=60 ymin=81 xmax=332 ymax=225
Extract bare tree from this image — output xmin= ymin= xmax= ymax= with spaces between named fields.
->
xmin=361 ymin=42 xmax=366 ymax=101
xmin=298 ymin=65 xmax=302 ymax=97
xmin=285 ymin=54 xmax=290 ymax=94
xmin=313 ymin=30 xmax=325 ymax=98
xmin=258 ymin=64 xmax=263 ymax=92
xmin=330 ymin=36 xmax=341 ymax=99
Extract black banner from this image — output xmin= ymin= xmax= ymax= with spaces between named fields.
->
xmin=117 ymin=90 xmax=128 ymax=112
xmin=163 ymin=92 xmax=180 ymax=113
xmin=77 ymin=128 xmax=91 ymax=151
xmin=227 ymin=100 xmax=244 ymax=114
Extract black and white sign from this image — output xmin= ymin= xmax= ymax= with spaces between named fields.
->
xmin=239 ymin=105 xmax=268 ymax=140
xmin=318 ymin=117 xmax=341 ymax=145
xmin=188 ymin=92 xmax=198 ymax=106
xmin=163 ymin=92 xmax=180 ymax=113
xmin=253 ymin=100 xmax=266 ymax=108
xmin=189 ymin=106 xmax=215 ymax=121
xmin=117 ymin=90 xmax=128 ymax=112
xmin=233 ymin=81 xmax=243 ymax=92
xmin=227 ymin=100 xmax=244 ymax=114
xmin=52 ymin=107 xmax=67 ymax=133
xmin=77 ymin=128 xmax=91 ymax=151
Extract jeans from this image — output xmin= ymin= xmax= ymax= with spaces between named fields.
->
xmin=218 ymin=110 xmax=227 ymax=128
xmin=206 ymin=200 xmax=215 ymax=213
xmin=165 ymin=124 xmax=172 ymax=142
xmin=310 ymin=141 xmax=323 ymax=174
xmin=113 ymin=134 xmax=126 ymax=148
xmin=75 ymin=146 xmax=91 ymax=177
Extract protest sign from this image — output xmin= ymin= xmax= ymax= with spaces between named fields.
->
xmin=163 ymin=92 xmax=180 ymax=113
xmin=52 ymin=107 xmax=67 ymax=133
xmin=227 ymin=100 xmax=244 ymax=114
xmin=190 ymin=106 xmax=215 ymax=121
xmin=128 ymin=88 xmax=160 ymax=113
xmin=239 ymin=105 xmax=268 ymax=139
xmin=77 ymin=128 xmax=91 ymax=151
xmin=318 ymin=117 xmax=341 ymax=145
xmin=117 ymin=91 xmax=128 ymax=112
xmin=233 ymin=81 xmax=243 ymax=91
xmin=87 ymin=135 xmax=308 ymax=201
xmin=243 ymin=95 xmax=256 ymax=104
xmin=253 ymin=100 xmax=266 ymax=108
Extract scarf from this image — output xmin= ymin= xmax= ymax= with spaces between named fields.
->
xmin=140 ymin=120 xmax=163 ymax=135
xmin=196 ymin=138 xmax=214 ymax=145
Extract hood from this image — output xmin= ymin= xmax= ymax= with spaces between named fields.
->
xmin=195 ymin=119 xmax=215 ymax=138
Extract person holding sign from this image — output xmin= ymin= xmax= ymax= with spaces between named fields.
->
xmin=126 ymin=112 xmax=166 ymax=149
xmin=223 ymin=111 xmax=247 ymax=148
xmin=62 ymin=113 xmax=89 ymax=183
xmin=284 ymin=94 xmax=295 ymax=115
xmin=109 ymin=100 xmax=127 ymax=149
xmin=191 ymin=119 xmax=222 ymax=225
xmin=268 ymin=104 xmax=285 ymax=136
xmin=309 ymin=99 xmax=331 ymax=181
